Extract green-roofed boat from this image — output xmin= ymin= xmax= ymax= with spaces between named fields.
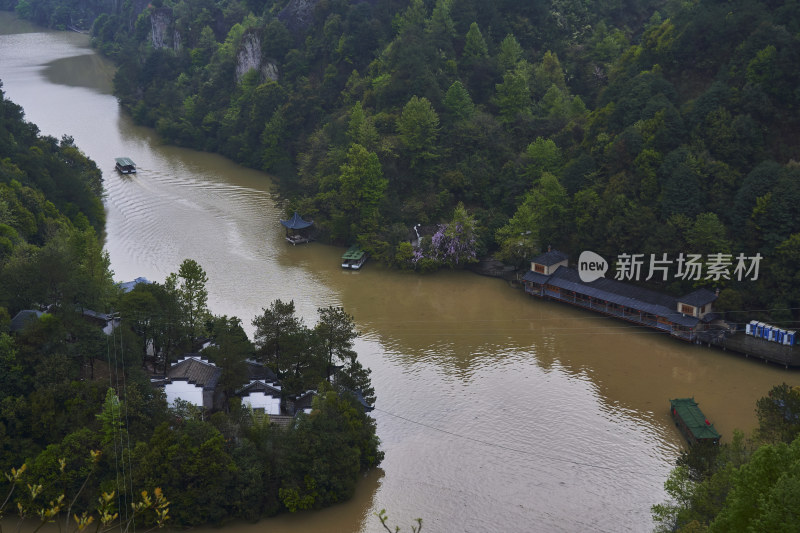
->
xmin=115 ymin=157 xmax=136 ymax=174
xmin=670 ymin=398 xmax=720 ymax=446
xmin=341 ymin=246 xmax=367 ymax=270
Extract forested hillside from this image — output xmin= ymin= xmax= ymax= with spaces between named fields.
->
xmin=7 ymin=0 xmax=800 ymax=322
xmin=0 ymin=83 xmax=381 ymax=525
xmin=0 ymin=81 xmax=108 ymax=314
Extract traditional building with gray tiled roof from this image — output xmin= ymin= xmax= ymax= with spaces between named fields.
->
xmin=237 ymin=380 xmax=282 ymax=415
xmin=9 ymin=310 xmax=43 ymax=333
xmin=159 ymin=355 xmax=223 ymax=411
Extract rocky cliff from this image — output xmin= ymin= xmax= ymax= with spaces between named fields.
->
xmin=150 ymin=8 xmax=180 ymax=51
xmin=235 ymin=31 xmax=279 ymax=83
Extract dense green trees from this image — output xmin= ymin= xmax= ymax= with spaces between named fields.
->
xmin=334 ymin=143 xmax=387 ymax=241
xmin=9 ymin=0 xmax=800 ymax=321
xmin=278 ymin=383 xmax=382 ymax=511
xmin=2 ymin=272 xmax=381 ymax=527
xmin=252 ymin=301 xmax=375 ymax=402
xmin=396 ymin=96 xmax=440 ymax=168
xmin=494 ymin=172 xmax=568 ymax=266
xmin=79 ymin=0 xmax=665 ymax=257
xmin=204 ymin=316 xmax=252 ymax=405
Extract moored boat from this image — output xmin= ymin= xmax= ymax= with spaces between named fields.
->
xmin=670 ymin=398 xmax=720 ymax=446
xmin=341 ymin=246 xmax=367 ymax=269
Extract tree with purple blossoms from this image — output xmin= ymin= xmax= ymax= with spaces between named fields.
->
xmin=413 ymin=203 xmax=479 ymax=270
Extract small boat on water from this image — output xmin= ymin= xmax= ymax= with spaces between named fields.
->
xmin=115 ymin=157 xmax=136 ymax=174
xmin=670 ymin=398 xmax=720 ymax=446
xmin=341 ymin=246 xmax=367 ymax=269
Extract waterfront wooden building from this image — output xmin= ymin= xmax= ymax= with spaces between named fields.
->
xmin=522 ymin=250 xmax=717 ymax=342
xmin=530 ymin=248 xmax=568 ymax=275
xmin=670 ymin=398 xmax=720 ymax=446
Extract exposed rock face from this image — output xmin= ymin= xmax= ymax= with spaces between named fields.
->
xmin=278 ymin=0 xmax=321 ymax=33
xmin=150 ymin=8 xmax=171 ymax=49
xmin=236 ymin=31 xmax=261 ymax=81
xmin=235 ymin=31 xmax=279 ymax=83
xmin=150 ymin=8 xmax=181 ymax=51
xmin=263 ymin=61 xmax=279 ymax=82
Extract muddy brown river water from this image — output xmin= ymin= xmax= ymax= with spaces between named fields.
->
xmin=1 ymin=12 xmax=797 ymax=532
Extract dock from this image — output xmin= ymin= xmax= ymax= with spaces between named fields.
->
xmin=286 ymin=234 xmax=312 ymax=245
xmin=697 ymin=330 xmax=800 ymax=368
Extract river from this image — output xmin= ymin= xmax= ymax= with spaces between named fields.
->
xmin=1 ymin=12 xmax=797 ymax=532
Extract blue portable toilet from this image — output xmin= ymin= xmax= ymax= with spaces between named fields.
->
xmin=756 ymin=322 xmax=765 ymax=338
xmin=747 ymin=320 xmax=757 ymax=336
xmin=786 ymin=331 xmax=796 ymax=346
xmin=775 ymin=329 xmax=785 ymax=344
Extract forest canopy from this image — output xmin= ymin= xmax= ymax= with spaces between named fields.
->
xmin=5 ymin=0 xmax=800 ymax=324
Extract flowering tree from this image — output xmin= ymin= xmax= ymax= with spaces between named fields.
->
xmin=413 ymin=203 xmax=479 ymax=270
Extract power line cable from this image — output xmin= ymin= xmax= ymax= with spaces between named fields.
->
xmin=105 ymin=332 xmax=124 ymax=524
xmin=372 ymin=407 xmax=669 ymax=479
xmin=118 ymin=325 xmax=136 ymax=532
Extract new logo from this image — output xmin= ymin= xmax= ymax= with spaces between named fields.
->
xmin=578 ymin=250 xmax=608 ymax=283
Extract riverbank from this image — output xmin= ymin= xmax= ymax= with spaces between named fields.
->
xmin=466 ymin=250 xmax=800 ymax=369
xmin=3 ymin=15 xmax=799 ymax=531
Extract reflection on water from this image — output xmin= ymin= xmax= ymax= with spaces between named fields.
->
xmin=1 ymin=12 xmax=799 ymax=532
xmin=44 ymin=53 xmax=116 ymax=93
xmin=199 ymin=468 xmax=386 ymax=533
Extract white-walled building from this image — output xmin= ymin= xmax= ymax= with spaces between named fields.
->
xmin=161 ymin=355 xmax=223 ymax=410
xmin=238 ymin=381 xmax=282 ymax=415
